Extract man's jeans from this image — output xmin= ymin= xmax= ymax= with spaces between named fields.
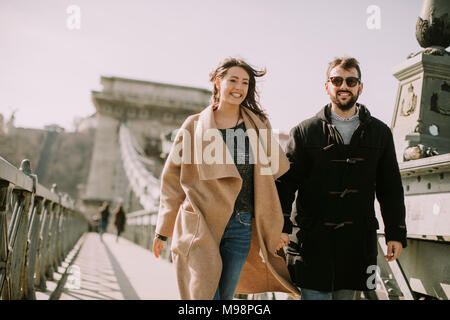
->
xmin=301 ymin=288 xmax=356 ymax=300
xmin=213 ymin=211 xmax=252 ymax=300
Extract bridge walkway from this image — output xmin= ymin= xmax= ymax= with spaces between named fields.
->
xmin=43 ymin=232 xmax=179 ymax=300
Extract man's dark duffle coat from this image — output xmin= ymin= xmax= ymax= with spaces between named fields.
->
xmin=276 ymin=104 xmax=407 ymax=292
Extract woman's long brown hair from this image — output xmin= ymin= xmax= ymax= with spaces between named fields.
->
xmin=209 ymin=57 xmax=267 ymax=120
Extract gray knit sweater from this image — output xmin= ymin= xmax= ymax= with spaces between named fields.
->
xmin=330 ymin=108 xmax=360 ymax=145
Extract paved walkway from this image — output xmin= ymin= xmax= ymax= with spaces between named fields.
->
xmin=57 ymin=232 xmax=179 ymax=300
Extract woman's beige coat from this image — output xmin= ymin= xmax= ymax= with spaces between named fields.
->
xmin=156 ymin=105 xmax=300 ymax=299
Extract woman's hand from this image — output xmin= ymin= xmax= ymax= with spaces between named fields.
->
xmin=276 ymin=233 xmax=290 ymax=251
xmin=153 ymin=237 xmax=164 ymax=258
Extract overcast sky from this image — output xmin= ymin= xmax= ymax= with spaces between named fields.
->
xmin=0 ymin=0 xmax=424 ymax=133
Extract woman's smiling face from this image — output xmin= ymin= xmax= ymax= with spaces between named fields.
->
xmin=215 ymin=66 xmax=250 ymax=106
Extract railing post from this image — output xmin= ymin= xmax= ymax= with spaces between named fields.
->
xmin=0 ymin=180 xmax=11 ymax=299
xmin=64 ymin=209 xmax=71 ymax=258
xmin=35 ymin=199 xmax=51 ymax=291
xmin=46 ymin=185 xmax=60 ymax=281
xmin=60 ymin=194 xmax=72 ymax=262
xmin=7 ymin=189 xmax=32 ymax=299
xmin=51 ymin=205 xmax=61 ymax=277
xmin=56 ymin=203 xmax=65 ymax=265
xmin=24 ymin=196 xmax=44 ymax=299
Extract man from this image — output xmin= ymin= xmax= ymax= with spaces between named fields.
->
xmin=276 ymin=57 xmax=407 ymax=300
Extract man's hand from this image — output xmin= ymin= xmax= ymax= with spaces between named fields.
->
xmin=276 ymin=233 xmax=290 ymax=251
xmin=385 ymin=241 xmax=403 ymax=262
xmin=153 ymin=237 xmax=164 ymax=258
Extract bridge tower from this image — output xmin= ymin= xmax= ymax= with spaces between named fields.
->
xmin=391 ymin=0 xmax=450 ymax=161
xmin=82 ymin=76 xmax=210 ymax=218
xmin=377 ymin=0 xmax=450 ymax=300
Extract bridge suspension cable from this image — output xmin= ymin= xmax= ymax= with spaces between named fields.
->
xmin=118 ymin=123 xmax=160 ymax=212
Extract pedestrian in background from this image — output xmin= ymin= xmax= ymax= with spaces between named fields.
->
xmin=113 ymin=204 xmax=127 ymax=242
xmin=99 ymin=201 xmax=110 ymax=241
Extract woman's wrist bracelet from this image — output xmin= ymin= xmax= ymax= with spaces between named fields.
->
xmin=155 ymin=233 xmax=168 ymax=241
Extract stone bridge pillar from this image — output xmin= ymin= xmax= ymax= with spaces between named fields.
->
xmin=82 ymin=76 xmax=210 ymax=218
xmin=390 ymin=0 xmax=450 ymax=163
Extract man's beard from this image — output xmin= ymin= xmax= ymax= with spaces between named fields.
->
xmin=331 ymin=91 xmax=359 ymax=111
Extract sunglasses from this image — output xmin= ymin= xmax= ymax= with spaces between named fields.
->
xmin=328 ymin=76 xmax=360 ymax=87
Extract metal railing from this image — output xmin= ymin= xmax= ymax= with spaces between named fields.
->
xmin=0 ymin=157 xmax=89 ymax=300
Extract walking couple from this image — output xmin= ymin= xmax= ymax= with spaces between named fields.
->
xmin=153 ymin=56 xmax=407 ymax=300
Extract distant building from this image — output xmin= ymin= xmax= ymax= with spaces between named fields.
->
xmin=44 ymin=124 xmax=65 ymax=133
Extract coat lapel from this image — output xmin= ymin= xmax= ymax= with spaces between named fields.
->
xmin=241 ymin=107 xmax=289 ymax=180
xmin=194 ymin=105 xmax=289 ymax=181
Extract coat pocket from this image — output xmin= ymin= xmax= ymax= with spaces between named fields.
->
xmin=171 ymin=208 xmax=200 ymax=257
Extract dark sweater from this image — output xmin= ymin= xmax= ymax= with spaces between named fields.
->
xmin=219 ymin=121 xmax=254 ymax=215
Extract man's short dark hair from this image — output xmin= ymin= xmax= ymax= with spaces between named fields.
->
xmin=326 ymin=56 xmax=361 ymax=81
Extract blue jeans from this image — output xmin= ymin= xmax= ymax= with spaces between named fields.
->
xmin=99 ymin=221 xmax=107 ymax=236
xmin=213 ymin=211 xmax=252 ymax=300
xmin=301 ymin=288 xmax=356 ymax=300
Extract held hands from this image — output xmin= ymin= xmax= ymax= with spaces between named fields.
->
xmin=385 ymin=241 xmax=403 ymax=262
xmin=276 ymin=233 xmax=290 ymax=251
xmin=153 ymin=237 xmax=164 ymax=258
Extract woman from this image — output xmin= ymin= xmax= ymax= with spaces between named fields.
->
xmin=113 ymin=204 xmax=127 ymax=242
xmin=153 ymin=57 xmax=300 ymax=300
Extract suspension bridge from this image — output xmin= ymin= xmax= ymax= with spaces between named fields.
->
xmin=2 ymin=119 xmax=447 ymax=301
xmin=0 ymin=121 xmax=182 ymax=300
xmin=0 ymin=122 xmax=286 ymax=301
xmin=1 ymin=43 xmax=450 ymax=300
